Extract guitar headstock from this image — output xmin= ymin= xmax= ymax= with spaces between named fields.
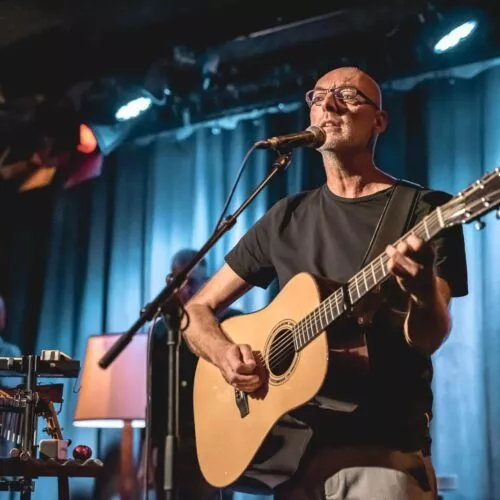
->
xmin=441 ymin=168 xmax=500 ymax=228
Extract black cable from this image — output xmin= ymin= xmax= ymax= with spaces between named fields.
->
xmin=212 ymin=143 xmax=260 ymax=233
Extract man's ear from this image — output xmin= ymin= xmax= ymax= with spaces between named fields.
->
xmin=374 ymin=109 xmax=388 ymax=135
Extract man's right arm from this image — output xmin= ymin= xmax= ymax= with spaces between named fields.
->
xmin=183 ymin=263 xmax=263 ymax=392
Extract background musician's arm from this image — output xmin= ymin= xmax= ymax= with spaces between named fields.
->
xmin=183 ymin=263 xmax=263 ymax=392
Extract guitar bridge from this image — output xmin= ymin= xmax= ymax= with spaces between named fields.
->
xmin=234 ymin=389 xmax=249 ymax=418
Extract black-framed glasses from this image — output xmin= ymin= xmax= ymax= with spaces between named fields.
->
xmin=305 ymin=86 xmax=380 ymax=109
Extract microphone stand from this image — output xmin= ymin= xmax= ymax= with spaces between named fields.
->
xmin=98 ymin=149 xmax=292 ymax=500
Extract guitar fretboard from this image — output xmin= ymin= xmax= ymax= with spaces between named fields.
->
xmin=292 ymin=207 xmax=446 ymax=351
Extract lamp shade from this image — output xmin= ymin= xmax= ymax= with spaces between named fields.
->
xmin=73 ymin=333 xmax=147 ymax=429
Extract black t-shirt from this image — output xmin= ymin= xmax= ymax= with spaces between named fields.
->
xmin=225 ymin=183 xmax=468 ymax=456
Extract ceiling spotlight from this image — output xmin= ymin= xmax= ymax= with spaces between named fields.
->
xmin=115 ymin=96 xmax=152 ymax=121
xmin=433 ymin=20 xmax=477 ymax=54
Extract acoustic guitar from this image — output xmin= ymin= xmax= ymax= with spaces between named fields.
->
xmin=193 ymin=169 xmax=500 ymax=488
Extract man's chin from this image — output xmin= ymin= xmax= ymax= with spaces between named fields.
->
xmin=318 ymin=139 xmax=348 ymax=152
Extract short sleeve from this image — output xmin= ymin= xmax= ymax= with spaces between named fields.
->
xmin=413 ymin=190 xmax=468 ymax=297
xmin=225 ymin=200 xmax=286 ymax=289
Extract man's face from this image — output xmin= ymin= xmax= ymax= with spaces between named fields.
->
xmin=309 ymin=68 xmax=385 ymax=154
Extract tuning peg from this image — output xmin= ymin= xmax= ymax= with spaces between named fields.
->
xmin=474 ymin=219 xmax=486 ymax=230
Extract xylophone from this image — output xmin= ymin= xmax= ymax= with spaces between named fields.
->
xmin=0 ymin=351 xmax=88 ymax=500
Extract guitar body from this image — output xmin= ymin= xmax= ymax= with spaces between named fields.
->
xmin=193 ymin=272 xmax=369 ymax=488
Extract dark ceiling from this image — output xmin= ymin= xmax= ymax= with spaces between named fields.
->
xmin=0 ymin=0 xmax=499 ymax=142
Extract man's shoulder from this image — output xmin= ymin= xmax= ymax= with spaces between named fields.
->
xmin=397 ymin=179 xmax=451 ymax=200
xmin=395 ymin=178 xmax=453 ymax=210
xmin=417 ymin=187 xmax=454 ymax=210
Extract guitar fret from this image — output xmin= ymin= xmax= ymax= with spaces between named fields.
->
xmin=379 ymin=255 xmax=386 ymax=277
xmin=430 ymin=217 xmax=439 ymax=236
xmin=362 ymin=270 xmax=368 ymax=294
xmin=319 ymin=308 xmax=326 ymax=331
xmin=423 ymin=218 xmax=430 ymax=240
xmin=355 ymin=277 xmax=360 ymax=301
xmin=371 ymin=263 xmax=377 ymax=284
xmin=436 ymin=206 xmax=444 ymax=228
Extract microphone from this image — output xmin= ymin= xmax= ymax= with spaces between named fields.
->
xmin=254 ymin=126 xmax=326 ymax=151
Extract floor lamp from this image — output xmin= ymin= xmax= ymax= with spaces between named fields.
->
xmin=73 ymin=333 xmax=147 ymax=500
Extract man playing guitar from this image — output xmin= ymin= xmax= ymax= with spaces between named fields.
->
xmin=183 ymin=67 xmax=468 ymax=499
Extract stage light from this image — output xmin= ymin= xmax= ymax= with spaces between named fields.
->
xmin=115 ymin=96 xmax=152 ymax=121
xmin=433 ymin=20 xmax=477 ymax=54
xmin=77 ymin=124 xmax=98 ymax=154
xmin=83 ymin=120 xmax=136 ymax=156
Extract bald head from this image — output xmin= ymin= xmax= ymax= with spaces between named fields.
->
xmin=315 ymin=67 xmax=382 ymax=109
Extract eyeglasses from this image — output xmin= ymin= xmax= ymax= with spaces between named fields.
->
xmin=305 ymin=86 xmax=380 ymax=109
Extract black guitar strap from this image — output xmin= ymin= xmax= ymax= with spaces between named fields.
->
xmin=358 ymin=179 xmax=423 ymax=270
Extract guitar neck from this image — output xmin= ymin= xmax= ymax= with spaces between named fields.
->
xmin=293 ymin=206 xmax=446 ymax=351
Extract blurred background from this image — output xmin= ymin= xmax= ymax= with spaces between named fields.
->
xmin=1 ymin=0 xmax=500 ymax=498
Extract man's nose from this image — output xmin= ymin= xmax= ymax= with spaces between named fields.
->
xmin=321 ymin=91 xmax=342 ymax=113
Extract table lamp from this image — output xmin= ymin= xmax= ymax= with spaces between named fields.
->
xmin=73 ymin=333 xmax=147 ymax=500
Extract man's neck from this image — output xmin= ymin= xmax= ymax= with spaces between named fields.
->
xmin=322 ymin=150 xmax=395 ymax=198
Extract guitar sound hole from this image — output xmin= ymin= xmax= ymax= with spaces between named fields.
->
xmin=268 ymin=329 xmax=296 ymax=377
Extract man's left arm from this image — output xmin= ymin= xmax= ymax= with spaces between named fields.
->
xmin=386 ymin=234 xmax=452 ymax=355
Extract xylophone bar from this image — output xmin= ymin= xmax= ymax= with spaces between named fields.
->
xmin=0 ymin=391 xmax=27 ymax=446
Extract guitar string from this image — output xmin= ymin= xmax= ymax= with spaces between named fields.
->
xmin=267 ymin=209 xmax=444 ymax=367
xmin=267 ymin=182 xmax=500 ymax=367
